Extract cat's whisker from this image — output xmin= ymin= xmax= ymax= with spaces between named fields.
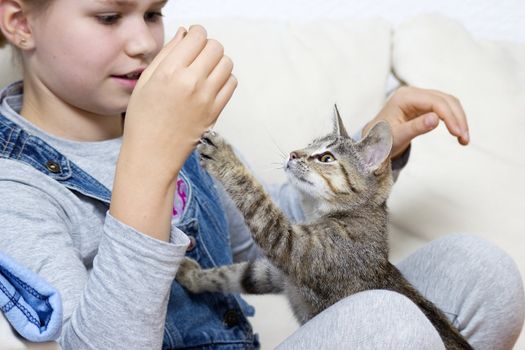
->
xmin=261 ymin=125 xmax=288 ymax=160
xmin=261 ymin=165 xmax=284 ymax=172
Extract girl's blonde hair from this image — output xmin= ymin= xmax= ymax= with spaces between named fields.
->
xmin=0 ymin=0 xmax=53 ymax=48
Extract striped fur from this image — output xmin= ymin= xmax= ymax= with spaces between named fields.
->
xmin=175 ymin=113 xmax=472 ymax=349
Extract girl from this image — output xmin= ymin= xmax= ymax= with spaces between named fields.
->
xmin=0 ymin=0 xmax=523 ymax=349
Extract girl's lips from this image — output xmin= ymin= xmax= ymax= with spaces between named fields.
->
xmin=111 ymin=75 xmax=138 ymax=90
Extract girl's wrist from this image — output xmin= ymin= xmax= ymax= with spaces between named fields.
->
xmin=118 ymin=138 xmax=192 ymax=184
xmin=110 ymin=157 xmax=179 ymax=242
xmin=110 ymin=142 xmax=192 ymax=242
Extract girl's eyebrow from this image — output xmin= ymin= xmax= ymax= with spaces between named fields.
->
xmin=95 ymin=0 xmax=168 ymax=8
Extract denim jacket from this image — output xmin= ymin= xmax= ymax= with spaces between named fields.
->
xmin=0 ymin=112 xmax=259 ymax=349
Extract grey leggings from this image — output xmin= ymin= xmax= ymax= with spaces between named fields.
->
xmin=277 ymin=234 xmax=525 ymax=349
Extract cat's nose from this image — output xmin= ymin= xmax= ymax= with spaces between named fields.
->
xmin=289 ymin=152 xmax=299 ymax=160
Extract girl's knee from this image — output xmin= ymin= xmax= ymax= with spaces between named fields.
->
xmin=438 ymin=234 xmax=523 ymax=295
xmin=279 ymin=290 xmax=446 ymax=350
xmin=332 ymin=290 xmax=446 ymax=349
xmin=436 ymin=234 xmax=525 ymax=347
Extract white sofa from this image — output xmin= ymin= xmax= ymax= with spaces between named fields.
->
xmin=1 ymin=1 xmax=524 ymax=349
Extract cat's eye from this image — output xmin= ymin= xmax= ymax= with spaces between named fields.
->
xmin=318 ymin=152 xmax=336 ymax=163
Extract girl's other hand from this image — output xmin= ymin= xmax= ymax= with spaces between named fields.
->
xmin=123 ymin=25 xmax=237 ymax=180
xmin=362 ymin=86 xmax=469 ymax=159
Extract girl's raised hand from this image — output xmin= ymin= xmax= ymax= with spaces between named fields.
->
xmin=123 ymin=25 xmax=237 ymax=180
xmin=362 ymin=86 xmax=470 ymax=159
xmin=111 ymin=25 xmax=236 ymax=240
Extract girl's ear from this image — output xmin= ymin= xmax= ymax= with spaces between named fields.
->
xmin=356 ymin=121 xmax=393 ymax=175
xmin=0 ymin=0 xmax=35 ymax=50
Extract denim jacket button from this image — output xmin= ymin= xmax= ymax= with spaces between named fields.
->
xmin=186 ymin=236 xmax=196 ymax=252
xmin=45 ymin=160 xmax=61 ymax=173
xmin=223 ymin=309 xmax=239 ymax=328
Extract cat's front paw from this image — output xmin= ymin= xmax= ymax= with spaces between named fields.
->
xmin=197 ymin=130 xmax=238 ymax=178
xmin=176 ymin=257 xmax=204 ymax=293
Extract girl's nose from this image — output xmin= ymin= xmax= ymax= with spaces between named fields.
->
xmin=125 ymin=22 xmax=160 ymax=58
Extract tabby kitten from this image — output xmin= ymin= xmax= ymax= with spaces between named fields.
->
xmin=176 ymin=108 xmax=472 ymax=350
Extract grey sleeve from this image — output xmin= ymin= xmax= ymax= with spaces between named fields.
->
xmin=391 ymin=144 xmax=411 ymax=182
xmin=0 ymin=180 xmax=189 ymax=350
xmin=214 ymin=179 xmax=262 ymax=263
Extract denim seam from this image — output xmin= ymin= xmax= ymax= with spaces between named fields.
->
xmin=1 ymin=299 xmax=15 ymax=313
xmin=0 ymin=136 xmax=5 ymax=155
xmin=2 ymin=126 xmax=14 ymax=154
xmin=17 ymin=133 xmax=29 ymax=160
xmin=0 ymin=267 xmax=53 ymax=329
xmin=0 ymin=282 xmax=16 ymax=312
xmin=0 ymin=267 xmax=47 ymax=301
xmin=163 ymin=320 xmax=175 ymax=348
xmin=0 ymin=283 xmax=41 ymax=328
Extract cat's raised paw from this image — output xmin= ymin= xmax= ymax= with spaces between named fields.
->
xmin=196 ymin=130 xmax=238 ymax=178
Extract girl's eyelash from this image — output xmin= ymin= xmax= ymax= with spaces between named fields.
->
xmin=145 ymin=12 xmax=164 ymax=22
xmin=96 ymin=14 xmax=122 ymax=25
xmin=96 ymin=11 xmax=164 ymax=26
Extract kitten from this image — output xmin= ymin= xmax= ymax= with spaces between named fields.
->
xmin=176 ymin=107 xmax=472 ymax=350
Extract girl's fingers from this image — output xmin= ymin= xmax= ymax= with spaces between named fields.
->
xmin=189 ymin=39 xmax=225 ymax=77
xmin=429 ymin=96 xmax=462 ymax=137
xmin=391 ymin=113 xmax=439 ymax=157
xmin=207 ymin=55 xmax=234 ymax=94
xmin=398 ymin=88 xmax=464 ymax=141
xmin=139 ymin=26 xmax=187 ymax=85
xmin=211 ymin=74 xmax=238 ymax=120
xmin=164 ymin=25 xmax=208 ymax=69
xmin=429 ymin=90 xmax=469 ymax=144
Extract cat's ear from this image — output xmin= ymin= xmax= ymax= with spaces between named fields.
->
xmin=332 ymin=104 xmax=349 ymax=138
xmin=356 ymin=121 xmax=393 ymax=175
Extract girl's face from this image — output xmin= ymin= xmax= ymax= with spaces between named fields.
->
xmin=26 ymin=0 xmax=166 ymax=115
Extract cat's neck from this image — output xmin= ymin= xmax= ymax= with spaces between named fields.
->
xmin=296 ymin=189 xmax=351 ymax=221
xmin=299 ymin=195 xmax=328 ymax=221
xmin=296 ymin=186 xmax=388 ymax=222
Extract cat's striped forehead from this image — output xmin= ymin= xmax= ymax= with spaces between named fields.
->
xmin=307 ymin=135 xmax=359 ymax=159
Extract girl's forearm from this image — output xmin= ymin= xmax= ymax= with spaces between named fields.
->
xmin=110 ymin=145 xmax=183 ymax=242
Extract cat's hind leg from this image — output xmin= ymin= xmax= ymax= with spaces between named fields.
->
xmin=176 ymin=258 xmax=284 ymax=294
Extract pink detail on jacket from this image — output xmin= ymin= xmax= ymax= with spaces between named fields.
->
xmin=172 ymin=178 xmax=188 ymax=220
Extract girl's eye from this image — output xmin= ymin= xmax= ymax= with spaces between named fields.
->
xmin=95 ymin=11 xmax=163 ymax=26
xmin=318 ymin=152 xmax=336 ymax=163
xmin=96 ymin=14 xmax=122 ymax=25
xmin=145 ymin=11 xmax=164 ymax=22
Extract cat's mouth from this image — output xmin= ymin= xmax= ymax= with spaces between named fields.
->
xmin=286 ymin=161 xmax=314 ymax=187
xmin=287 ymin=169 xmax=313 ymax=186
xmin=295 ymin=174 xmax=313 ymax=185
